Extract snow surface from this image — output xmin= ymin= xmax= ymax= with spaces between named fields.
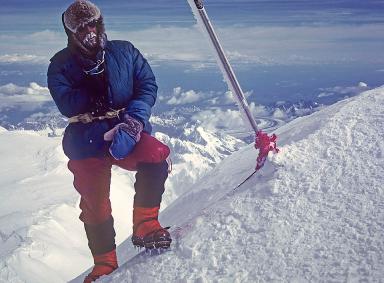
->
xmin=76 ymin=86 xmax=382 ymax=282
xmin=1 ymin=87 xmax=383 ymax=282
xmin=0 ymin=124 xmax=241 ymax=282
xmin=0 ymin=130 xmax=88 ymax=282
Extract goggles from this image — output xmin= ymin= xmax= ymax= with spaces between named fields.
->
xmin=77 ymin=19 xmax=99 ymax=34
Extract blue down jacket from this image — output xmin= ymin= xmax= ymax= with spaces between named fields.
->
xmin=47 ymin=40 xmax=157 ymax=160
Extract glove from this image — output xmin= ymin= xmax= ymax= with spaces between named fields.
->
xmin=104 ymin=114 xmax=143 ymax=160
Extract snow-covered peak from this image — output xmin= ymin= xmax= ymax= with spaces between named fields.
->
xmin=1 ymin=86 xmax=383 ymax=282
xmin=358 ymin=81 xmax=368 ymax=88
xmin=0 ymin=124 xmax=242 ymax=283
xmin=155 ymin=125 xmax=244 ymax=206
xmin=94 ymin=86 xmax=384 ymax=282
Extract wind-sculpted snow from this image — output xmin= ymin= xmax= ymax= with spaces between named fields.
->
xmin=93 ymin=87 xmax=384 ymax=282
xmin=0 ymin=124 xmax=242 ymax=282
xmin=151 ymin=116 xmax=245 ymax=205
xmin=162 ymin=130 xmax=244 ymax=207
xmin=1 ymin=87 xmax=383 ymax=282
xmin=0 ymin=130 xmax=92 ymax=282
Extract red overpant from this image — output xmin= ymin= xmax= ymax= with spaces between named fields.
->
xmin=67 ymin=132 xmax=170 ymax=225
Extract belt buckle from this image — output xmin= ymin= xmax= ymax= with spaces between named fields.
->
xmin=105 ymin=111 xmax=117 ymax=119
xmin=78 ymin=113 xmax=93 ymax=123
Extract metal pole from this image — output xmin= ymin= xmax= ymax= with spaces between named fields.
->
xmin=188 ymin=0 xmax=259 ymax=132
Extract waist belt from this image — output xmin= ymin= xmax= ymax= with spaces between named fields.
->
xmin=68 ymin=108 xmax=125 ymax=124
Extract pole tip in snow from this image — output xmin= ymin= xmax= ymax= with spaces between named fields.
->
xmin=194 ymin=0 xmax=204 ymax=9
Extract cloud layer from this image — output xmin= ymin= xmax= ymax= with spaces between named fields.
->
xmin=0 ymin=54 xmax=47 ymax=64
xmin=318 ymin=82 xmax=369 ymax=98
xmin=167 ymin=87 xmax=201 ymax=105
xmin=0 ymin=82 xmax=52 ymax=111
xmin=109 ymin=23 xmax=384 ymax=65
xmin=1 ymin=22 xmax=383 ymax=66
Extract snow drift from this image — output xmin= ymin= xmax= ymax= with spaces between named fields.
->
xmin=0 ymin=86 xmax=383 ymax=282
xmin=0 ymin=125 xmax=241 ymax=282
xmin=87 ymin=86 xmax=383 ymax=282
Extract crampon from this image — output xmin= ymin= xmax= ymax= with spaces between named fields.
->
xmin=132 ymin=227 xmax=172 ymax=252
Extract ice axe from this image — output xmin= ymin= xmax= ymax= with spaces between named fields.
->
xmin=187 ymin=0 xmax=279 ymax=172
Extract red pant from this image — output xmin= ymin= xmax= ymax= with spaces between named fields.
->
xmin=68 ymin=133 xmax=170 ymax=224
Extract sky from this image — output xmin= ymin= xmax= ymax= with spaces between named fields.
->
xmin=0 ymin=0 xmax=383 ymax=129
xmin=1 ymin=0 xmax=384 ymax=64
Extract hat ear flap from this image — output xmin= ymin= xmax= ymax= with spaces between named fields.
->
xmin=62 ymin=12 xmax=73 ymax=35
xmin=98 ymin=15 xmax=105 ymax=34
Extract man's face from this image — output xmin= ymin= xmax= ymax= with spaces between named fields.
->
xmin=75 ymin=20 xmax=98 ymax=49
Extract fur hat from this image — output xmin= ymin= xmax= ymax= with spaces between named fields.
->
xmin=63 ymin=0 xmax=101 ymax=33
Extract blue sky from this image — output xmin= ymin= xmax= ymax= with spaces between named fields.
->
xmin=1 ymin=0 xmax=383 ymax=63
xmin=0 ymin=0 xmax=383 ymax=112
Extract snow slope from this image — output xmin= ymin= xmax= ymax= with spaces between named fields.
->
xmin=85 ymin=86 xmax=384 ymax=282
xmin=0 ymin=124 xmax=241 ymax=282
xmin=0 ymin=130 xmax=90 ymax=282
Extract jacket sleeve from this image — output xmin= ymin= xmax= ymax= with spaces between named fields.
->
xmin=124 ymin=45 xmax=158 ymax=130
xmin=47 ymin=61 xmax=92 ymax=118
